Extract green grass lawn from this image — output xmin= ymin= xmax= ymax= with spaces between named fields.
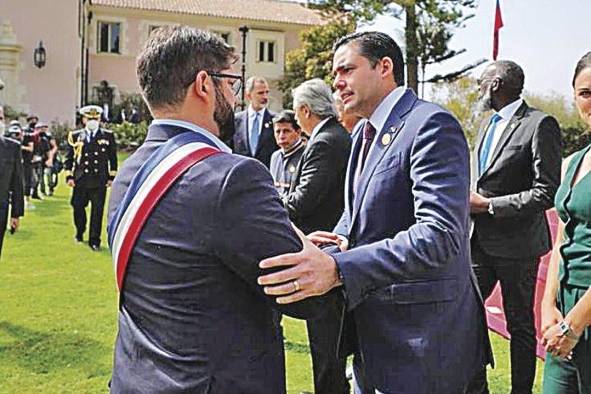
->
xmin=0 ymin=169 xmax=544 ymax=393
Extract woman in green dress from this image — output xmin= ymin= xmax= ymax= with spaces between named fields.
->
xmin=541 ymin=51 xmax=591 ymax=393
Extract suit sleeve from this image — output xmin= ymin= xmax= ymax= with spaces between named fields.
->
xmin=333 ymin=112 xmax=470 ymax=310
xmin=108 ymin=132 xmax=118 ymax=180
xmin=10 ymin=143 xmax=24 ymax=218
xmin=489 ymin=115 xmax=561 ymax=217
xmin=64 ymin=131 xmax=75 ymax=181
xmin=284 ymin=139 xmax=340 ymax=221
xmin=212 ymin=158 xmax=338 ymax=319
xmin=332 ymin=211 xmax=349 ymax=237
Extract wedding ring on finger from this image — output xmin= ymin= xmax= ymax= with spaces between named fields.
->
xmin=293 ymin=280 xmax=300 ymax=292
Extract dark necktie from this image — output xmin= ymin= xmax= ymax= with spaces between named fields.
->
xmin=354 ymin=121 xmax=376 ymax=192
xmin=360 ymin=121 xmax=376 ymax=171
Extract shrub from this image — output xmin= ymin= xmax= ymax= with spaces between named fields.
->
xmin=109 ymin=121 xmax=149 ymax=151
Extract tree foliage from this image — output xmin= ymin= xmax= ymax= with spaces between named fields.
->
xmin=525 ymin=92 xmax=590 ymax=157
xmin=278 ymin=17 xmax=355 ymax=107
xmin=430 ymin=77 xmax=483 ymax=148
xmin=308 ymin=0 xmax=478 ymax=93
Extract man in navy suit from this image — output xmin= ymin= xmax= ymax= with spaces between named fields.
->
xmin=259 ymin=31 xmax=491 ymax=393
xmin=108 ymin=26 xmax=333 ymax=394
xmin=232 ymin=76 xmax=278 ymax=167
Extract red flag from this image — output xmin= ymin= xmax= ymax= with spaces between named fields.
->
xmin=493 ymin=0 xmax=504 ymax=60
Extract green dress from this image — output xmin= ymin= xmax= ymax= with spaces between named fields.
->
xmin=544 ymin=144 xmax=591 ymax=394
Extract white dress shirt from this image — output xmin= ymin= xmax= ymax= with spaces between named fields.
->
xmin=248 ymin=106 xmax=266 ymax=137
xmin=151 ymin=118 xmax=232 ymax=153
xmin=364 ymin=86 xmax=406 ymax=159
xmin=483 ymin=98 xmax=523 ymax=168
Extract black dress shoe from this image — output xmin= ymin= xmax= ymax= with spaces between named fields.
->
xmin=75 ymin=235 xmax=83 ymax=243
xmin=89 ymin=244 xmax=100 ymax=252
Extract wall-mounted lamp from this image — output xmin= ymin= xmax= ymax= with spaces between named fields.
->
xmin=33 ymin=41 xmax=46 ymax=69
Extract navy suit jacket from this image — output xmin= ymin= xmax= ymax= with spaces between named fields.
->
xmin=232 ymin=108 xmax=278 ymax=168
xmin=108 ymin=123 xmax=332 ymax=394
xmin=332 ymin=89 xmax=491 ymax=393
xmin=0 ymin=136 xmax=24 ymax=218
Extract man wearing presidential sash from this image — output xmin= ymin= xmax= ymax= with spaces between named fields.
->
xmin=107 ymin=26 xmax=334 ymax=393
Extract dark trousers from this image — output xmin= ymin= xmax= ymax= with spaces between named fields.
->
xmin=306 ymin=296 xmax=349 ymax=394
xmin=0 ymin=206 xmax=7 ymax=260
xmin=352 ymin=354 xmax=374 ymax=394
xmin=31 ymin=162 xmax=42 ymax=198
xmin=23 ymin=161 xmax=32 ymax=197
xmin=71 ymin=185 xmax=106 ymax=247
xmin=468 ymin=238 xmax=540 ymax=394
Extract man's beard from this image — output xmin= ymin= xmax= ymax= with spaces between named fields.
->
xmin=213 ymin=85 xmax=235 ymax=143
xmin=476 ymin=86 xmax=493 ymax=113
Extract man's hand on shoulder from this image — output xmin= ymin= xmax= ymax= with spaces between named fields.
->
xmin=258 ymin=225 xmax=343 ymax=304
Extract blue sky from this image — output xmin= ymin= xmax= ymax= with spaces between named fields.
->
xmin=362 ymin=0 xmax=590 ymax=99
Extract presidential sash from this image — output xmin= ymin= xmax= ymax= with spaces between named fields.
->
xmin=108 ymin=131 xmax=222 ymax=291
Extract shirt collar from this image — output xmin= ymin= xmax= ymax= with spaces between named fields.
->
xmin=283 ymin=138 xmax=304 ymax=156
xmin=151 ymin=118 xmax=232 ymax=153
xmin=310 ymin=117 xmax=332 ymax=142
xmin=368 ymin=86 xmax=406 ymax=132
xmin=496 ymin=98 xmax=524 ymax=121
xmin=248 ymin=106 xmax=266 ymax=118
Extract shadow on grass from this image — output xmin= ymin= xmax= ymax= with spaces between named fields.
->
xmin=284 ymin=340 xmax=310 ymax=355
xmin=0 ymin=321 xmax=110 ymax=376
xmin=28 ymin=194 xmax=70 ymax=218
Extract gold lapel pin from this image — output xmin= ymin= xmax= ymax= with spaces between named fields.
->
xmin=382 ymin=133 xmax=392 ymax=146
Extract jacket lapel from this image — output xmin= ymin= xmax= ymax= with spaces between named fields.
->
xmin=478 ymin=102 xmax=527 ymax=180
xmin=349 ymin=88 xmax=417 ymax=231
xmin=254 ymin=109 xmax=271 ymax=156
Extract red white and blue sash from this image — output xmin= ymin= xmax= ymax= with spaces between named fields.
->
xmin=108 ymin=131 xmax=222 ymax=291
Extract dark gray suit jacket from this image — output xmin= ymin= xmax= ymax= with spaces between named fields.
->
xmin=232 ymin=108 xmax=278 ymax=168
xmin=0 ymin=136 xmax=24 ymax=218
xmin=284 ymin=117 xmax=351 ymax=234
xmin=108 ymin=123 xmax=333 ymax=394
xmin=471 ymin=101 xmax=561 ymax=259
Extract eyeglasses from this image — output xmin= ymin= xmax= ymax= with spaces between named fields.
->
xmin=209 ymin=72 xmax=243 ymax=96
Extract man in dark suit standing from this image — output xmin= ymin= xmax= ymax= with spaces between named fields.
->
xmin=232 ymin=76 xmax=278 ymax=167
xmin=107 ymin=26 xmax=334 ymax=394
xmin=65 ymin=105 xmax=118 ymax=251
xmin=467 ymin=61 xmax=561 ymax=394
xmin=285 ymin=78 xmax=351 ymax=394
xmin=259 ymin=31 xmax=491 ymax=394
xmin=0 ymin=105 xmax=25 ymax=260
